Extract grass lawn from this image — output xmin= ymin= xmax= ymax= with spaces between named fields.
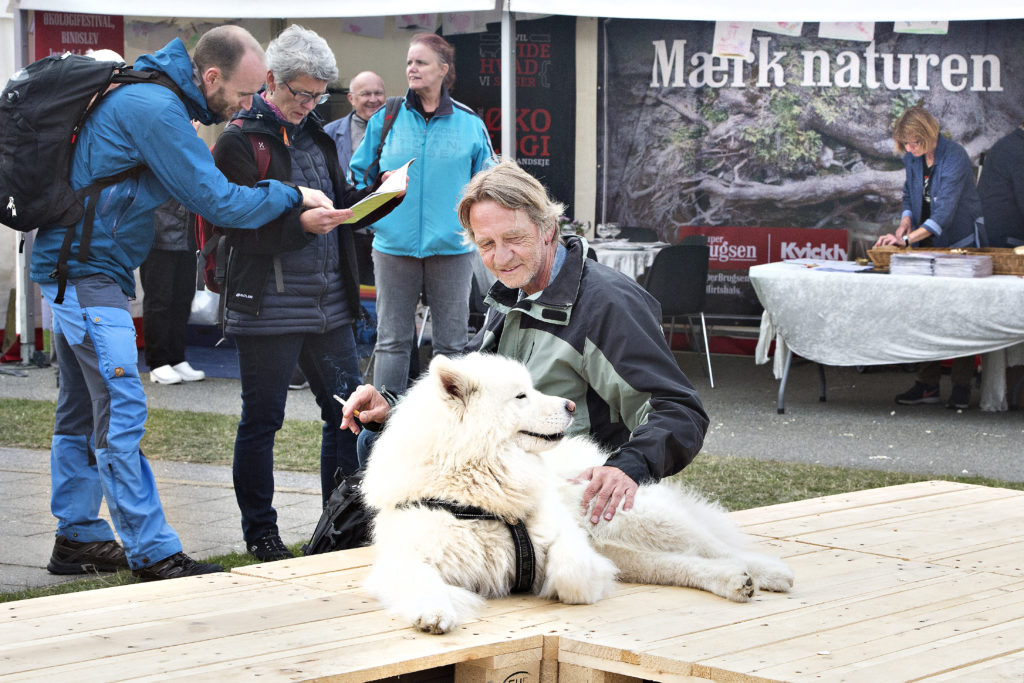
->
xmin=2 ymin=396 xmax=1022 ymax=602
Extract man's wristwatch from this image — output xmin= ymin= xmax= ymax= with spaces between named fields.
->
xmin=902 ymin=234 xmax=910 ymax=246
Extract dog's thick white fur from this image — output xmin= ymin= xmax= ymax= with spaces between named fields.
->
xmin=361 ymin=353 xmax=793 ymax=634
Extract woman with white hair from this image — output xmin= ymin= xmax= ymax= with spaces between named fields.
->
xmin=212 ymin=25 xmax=398 ymax=561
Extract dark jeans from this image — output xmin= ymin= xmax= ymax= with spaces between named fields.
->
xmin=233 ymin=325 xmax=362 ymax=544
xmin=140 ymin=249 xmax=196 ymax=369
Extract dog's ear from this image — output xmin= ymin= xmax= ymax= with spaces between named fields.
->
xmin=431 ymin=355 xmax=475 ymax=411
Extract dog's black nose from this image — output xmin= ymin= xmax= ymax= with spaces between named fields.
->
xmin=565 ymin=400 xmax=576 ymax=415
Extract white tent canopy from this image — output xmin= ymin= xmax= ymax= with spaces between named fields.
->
xmin=13 ymin=0 xmax=1024 ymax=20
xmin=509 ymin=0 xmax=1024 ymax=22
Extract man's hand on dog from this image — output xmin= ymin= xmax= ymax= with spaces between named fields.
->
xmin=574 ymin=466 xmax=638 ymax=524
xmin=339 ymin=384 xmax=391 ymax=433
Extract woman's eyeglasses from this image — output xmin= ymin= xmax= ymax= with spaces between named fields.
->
xmin=283 ymin=81 xmax=330 ymax=106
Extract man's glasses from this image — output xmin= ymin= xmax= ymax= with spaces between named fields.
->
xmin=283 ymin=81 xmax=330 ymax=106
xmin=355 ymin=90 xmax=385 ymax=98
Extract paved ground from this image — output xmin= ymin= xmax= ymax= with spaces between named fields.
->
xmin=1 ymin=350 xmax=1021 ymax=594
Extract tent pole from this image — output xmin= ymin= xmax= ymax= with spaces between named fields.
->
xmin=14 ymin=8 xmax=35 ymax=366
xmin=500 ymin=1 xmax=515 ymax=160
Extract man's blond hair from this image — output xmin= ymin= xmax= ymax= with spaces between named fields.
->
xmin=457 ymin=159 xmax=565 ymax=241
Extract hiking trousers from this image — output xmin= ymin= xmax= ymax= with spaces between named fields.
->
xmin=42 ymin=276 xmax=182 ymax=570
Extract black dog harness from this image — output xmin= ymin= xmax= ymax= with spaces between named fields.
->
xmin=399 ymin=498 xmax=536 ymax=593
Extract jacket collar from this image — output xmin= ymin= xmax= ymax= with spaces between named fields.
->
xmin=404 ymin=86 xmax=455 ymax=118
xmin=232 ymin=92 xmax=325 ymax=139
xmin=134 ymin=38 xmax=214 ymax=125
xmin=485 ymin=236 xmax=587 ymax=326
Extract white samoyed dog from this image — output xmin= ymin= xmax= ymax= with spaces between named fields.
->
xmin=360 ymin=353 xmax=793 ymax=634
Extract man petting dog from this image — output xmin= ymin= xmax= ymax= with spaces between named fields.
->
xmin=341 ymin=159 xmax=709 ymax=525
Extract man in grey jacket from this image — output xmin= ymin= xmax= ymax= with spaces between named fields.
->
xmin=341 ymin=160 xmax=708 ymax=526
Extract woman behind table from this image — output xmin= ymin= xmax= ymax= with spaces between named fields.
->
xmin=874 ymin=105 xmax=983 ymax=410
xmin=349 ymin=33 xmax=496 ymax=393
xmin=213 ymin=25 xmax=381 ymax=562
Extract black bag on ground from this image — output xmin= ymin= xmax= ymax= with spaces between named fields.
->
xmin=302 ymin=467 xmax=373 ymax=555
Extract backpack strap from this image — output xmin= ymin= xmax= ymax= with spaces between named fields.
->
xmin=228 ymin=121 xmax=282 ymax=291
xmin=50 ymin=70 xmax=188 ymax=305
xmin=363 ymin=96 xmax=405 ymax=189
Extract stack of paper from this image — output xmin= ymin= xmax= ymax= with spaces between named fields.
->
xmin=889 ymin=252 xmax=937 ymax=276
xmin=341 ymin=158 xmax=413 ymax=224
xmin=933 ymin=254 xmax=993 ymax=278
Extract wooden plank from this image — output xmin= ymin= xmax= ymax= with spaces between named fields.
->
xmin=918 ymin=648 xmax=1024 ymax=680
xmin=789 ymin=496 xmax=1024 ymax=561
xmin=230 ymin=545 xmax=376 ymax=580
xmin=641 ymin=577 xmax=1024 ymax=677
xmin=728 ymin=480 xmax=977 ymax=528
xmin=739 ymin=485 xmax=1023 ymax=541
xmin=927 ymin=543 xmax=1024 ymax=577
xmin=682 ymin=579 xmax=1024 ymax=682
xmin=755 ymin=617 xmax=1024 ymax=681
xmin=455 ymin=658 xmax=541 ymax=683
xmin=0 ymin=588 xmax=380 ymax=677
xmin=0 ymin=571 xmax=268 ymax=623
xmin=135 ymin=626 xmax=546 ymax=682
xmin=0 ymin=580 xmax=339 ymax=648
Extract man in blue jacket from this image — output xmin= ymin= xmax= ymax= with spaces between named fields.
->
xmin=31 ymin=25 xmax=337 ymax=581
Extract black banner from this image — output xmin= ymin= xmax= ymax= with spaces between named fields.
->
xmin=448 ymin=15 xmax=576 ymax=213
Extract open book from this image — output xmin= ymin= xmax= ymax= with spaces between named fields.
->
xmin=341 ymin=158 xmax=414 ymax=224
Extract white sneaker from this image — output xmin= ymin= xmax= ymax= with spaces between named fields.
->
xmin=172 ymin=361 xmax=205 ymax=382
xmin=150 ymin=364 xmax=182 ymax=384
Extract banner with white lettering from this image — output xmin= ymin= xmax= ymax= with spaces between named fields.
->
xmin=35 ymin=11 xmax=125 ymax=60
xmin=601 ymin=19 xmax=1024 ymax=316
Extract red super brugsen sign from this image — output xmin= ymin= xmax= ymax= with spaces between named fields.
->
xmin=678 ymin=225 xmax=848 ymax=270
xmin=34 ymin=11 xmax=124 ymax=61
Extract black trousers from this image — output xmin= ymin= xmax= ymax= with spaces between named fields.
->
xmin=140 ymin=250 xmax=196 ymax=369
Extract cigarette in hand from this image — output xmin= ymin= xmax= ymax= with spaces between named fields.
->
xmin=333 ymin=394 xmax=360 ymax=417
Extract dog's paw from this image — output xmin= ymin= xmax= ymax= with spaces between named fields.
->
xmin=746 ymin=555 xmax=795 ymax=593
xmin=541 ymin=553 xmax=617 ymax=605
xmin=398 ymin=586 xmax=484 ymax=635
xmin=412 ymin=607 xmax=460 ymax=635
xmin=754 ymin=567 xmax=795 ymax=593
xmin=722 ymin=571 xmax=756 ymax=602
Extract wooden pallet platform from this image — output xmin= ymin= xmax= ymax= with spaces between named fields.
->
xmin=2 ymin=481 xmax=1022 ymax=682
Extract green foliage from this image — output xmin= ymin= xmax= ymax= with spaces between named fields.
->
xmin=740 ymin=90 xmax=822 ymax=177
xmin=889 ymin=93 xmax=924 ymax=124
xmin=667 ymin=124 xmax=704 ymax=175
xmin=0 ymin=398 xmax=321 ymax=470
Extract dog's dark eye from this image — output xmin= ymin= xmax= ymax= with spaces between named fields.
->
xmin=516 ymin=393 xmax=527 ymax=399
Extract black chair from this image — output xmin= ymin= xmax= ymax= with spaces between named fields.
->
xmin=642 ymin=244 xmax=714 ymax=387
xmin=617 ymin=226 xmax=659 ymax=242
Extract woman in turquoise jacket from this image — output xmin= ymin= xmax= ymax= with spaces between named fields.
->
xmin=350 ymin=33 xmax=495 ymax=392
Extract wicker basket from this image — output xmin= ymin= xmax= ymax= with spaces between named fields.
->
xmin=867 ymin=246 xmax=1024 ymax=275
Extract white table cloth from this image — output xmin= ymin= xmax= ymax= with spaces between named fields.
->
xmin=590 ymin=241 xmax=668 ymax=281
xmin=749 ymin=261 xmax=1024 ymax=411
